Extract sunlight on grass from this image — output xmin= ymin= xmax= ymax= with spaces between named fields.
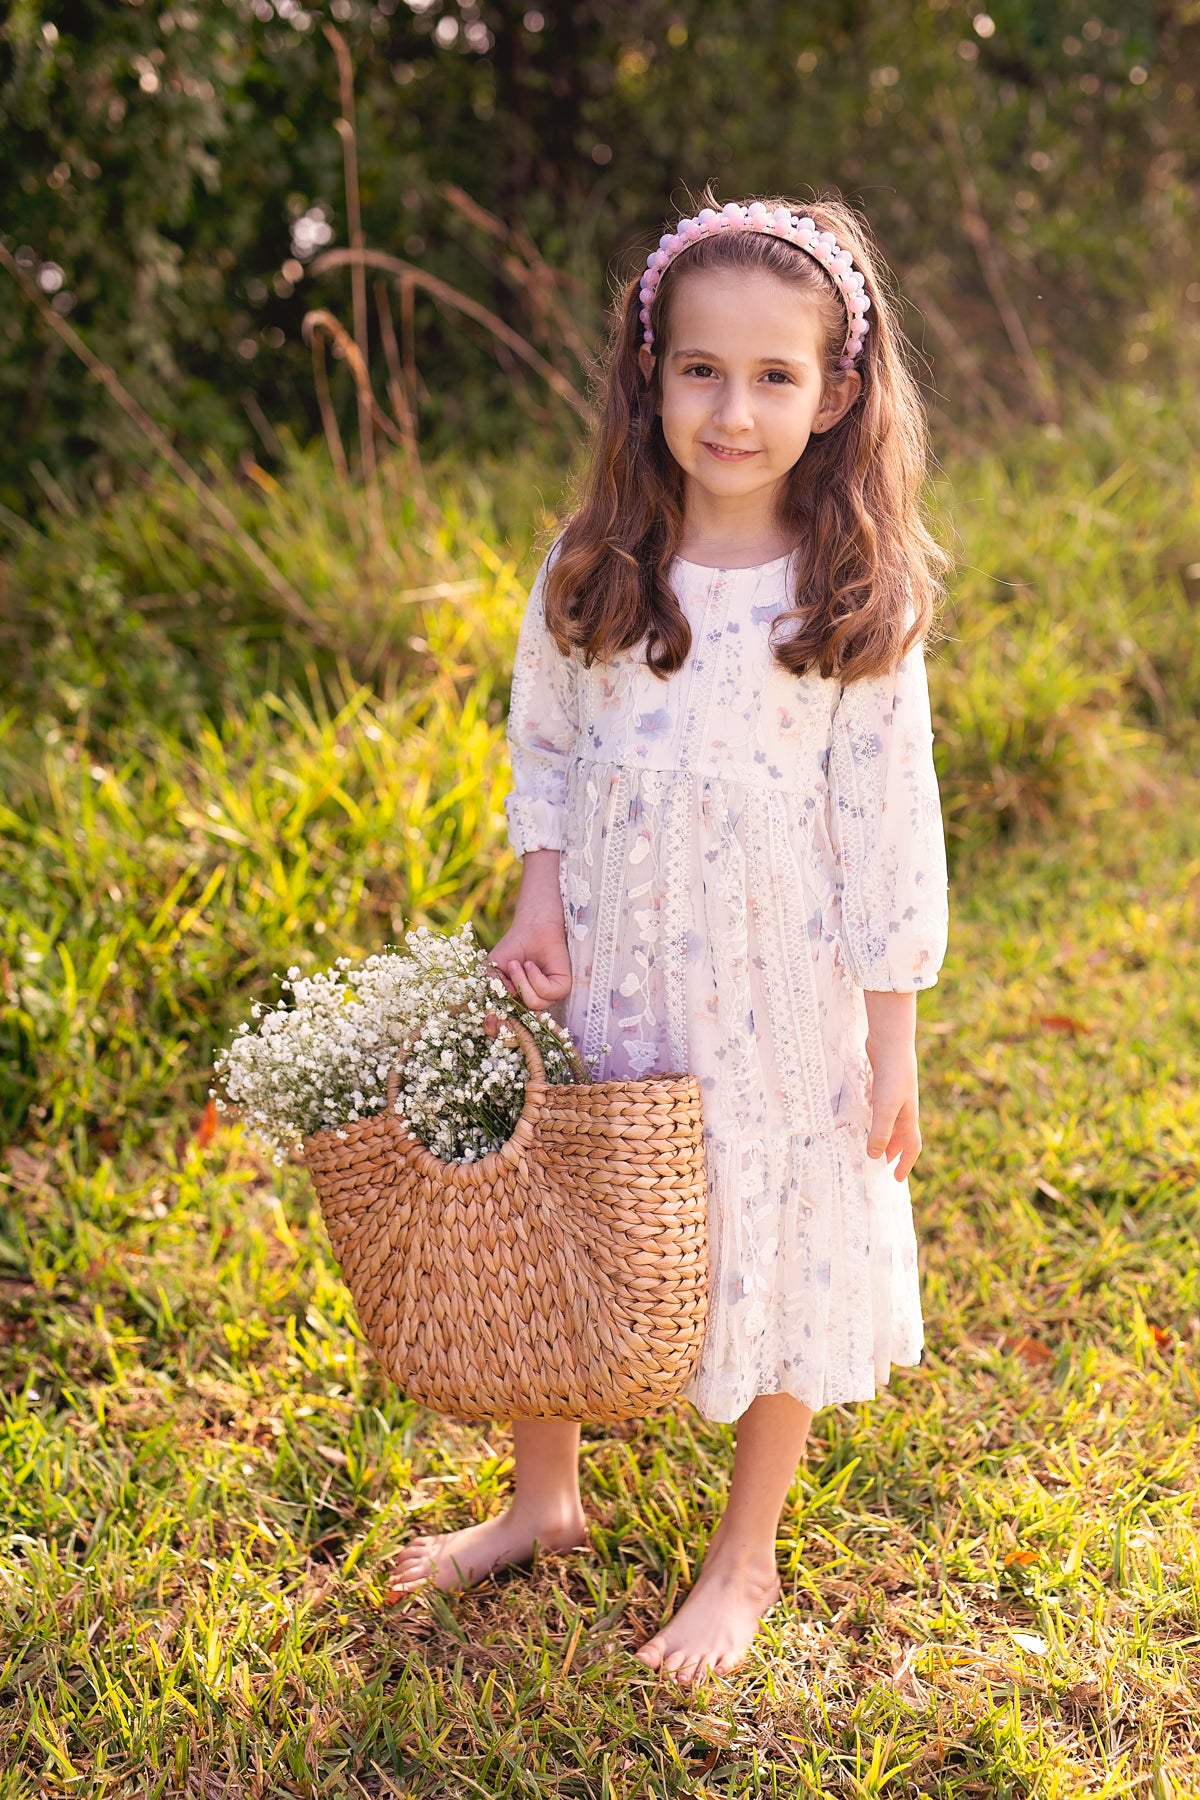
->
xmin=2 ymin=397 xmax=1199 ymax=1795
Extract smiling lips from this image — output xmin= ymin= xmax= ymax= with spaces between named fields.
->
xmin=703 ymin=442 xmax=758 ymax=460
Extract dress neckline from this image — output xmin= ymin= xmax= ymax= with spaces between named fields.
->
xmin=672 ymin=549 xmax=795 ymax=575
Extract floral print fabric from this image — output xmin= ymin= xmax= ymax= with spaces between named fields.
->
xmin=504 ymin=549 xmax=949 ymax=1422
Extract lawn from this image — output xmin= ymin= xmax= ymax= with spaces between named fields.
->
xmin=2 ymin=407 xmax=1199 ymax=1797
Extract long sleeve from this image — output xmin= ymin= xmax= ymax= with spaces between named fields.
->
xmin=503 ymin=548 xmax=580 ymax=857
xmin=828 ymin=638 xmax=949 ymax=992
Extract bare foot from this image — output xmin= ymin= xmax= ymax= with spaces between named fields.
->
xmin=387 ymin=1502 xmax=589 ymax=1596
xmin=635 ymin=1545 xmax=782 ymax=1686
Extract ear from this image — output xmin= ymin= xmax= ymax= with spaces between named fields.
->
xmin=637 ymin=343 xmax=656 ymax=386
xmin=812 ymin=367 xmax=863 ymax=435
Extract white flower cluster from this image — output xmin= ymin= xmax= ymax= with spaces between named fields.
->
xmin=214 ymin=924 xmax=584 ymax=1164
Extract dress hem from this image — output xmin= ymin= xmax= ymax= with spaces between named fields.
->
xmin=683 ymin=1345 xmax=925 ymax=1426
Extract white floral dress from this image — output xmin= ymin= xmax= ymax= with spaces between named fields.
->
xmin=504 ymin=548 xmax=949 ymax=1423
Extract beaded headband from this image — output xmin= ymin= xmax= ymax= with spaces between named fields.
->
xmin=640 ymin=200 xmax=871 ymax=370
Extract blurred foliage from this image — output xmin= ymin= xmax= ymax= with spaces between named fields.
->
xmin=0 ymin=437 xmax=549 ymax=734
xmin=2 ymin=0 xmax=1199 ymax=518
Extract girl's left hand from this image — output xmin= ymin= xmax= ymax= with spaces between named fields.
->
xmin=863 ymin=991 xmax=922 ymax=1182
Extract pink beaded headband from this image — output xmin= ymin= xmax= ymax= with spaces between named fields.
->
xmin=640 ymin=200 xmax=871 ymax=370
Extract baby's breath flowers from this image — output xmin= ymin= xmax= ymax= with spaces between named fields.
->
xmin=214 ymin=923 xmax=587 ymax=1162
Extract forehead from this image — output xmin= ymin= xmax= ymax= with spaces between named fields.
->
xmin=665 ymin=266 xmax=827 ymax=358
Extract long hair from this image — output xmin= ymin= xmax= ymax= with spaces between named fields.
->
xmin=545 ymin=189 xmax=947 ymax=683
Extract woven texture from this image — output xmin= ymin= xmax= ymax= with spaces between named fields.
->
xmin=303 ymin=1019 xmax=708 ymax=1421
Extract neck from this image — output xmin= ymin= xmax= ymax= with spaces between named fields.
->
xmin=677 ymin=479 xmax=791 ymax=567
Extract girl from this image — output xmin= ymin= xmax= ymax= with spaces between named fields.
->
xmin=390 ymin=192 xmax=950 ymax=1685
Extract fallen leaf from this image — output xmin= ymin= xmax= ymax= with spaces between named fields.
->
xmin=1063 ymin=1675 xmax=1102 ymax=1708
xmin=1150 ymin=1324 xmax=1173 ymax=1350
xmin=1002 ymin=1334 xmax=1054 ymax=1367
xmin=1037 ymin=1014 xmax=1089 ymax=1034
xmin=1004 ymin=1548 xmax=1038 ymax=1567
xmin=1011 ymin=1632 xmax=1049 ymax=1656
xmin=195 ymin=1097 xmax=220 ymax=1148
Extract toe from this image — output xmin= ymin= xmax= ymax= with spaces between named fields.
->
xmin=391 ymin=1541 xmax=430 ymax=1566
xmin=388 ymin=1568 xmax=429 ymax=1593
xmin=635 ymin=1637 xmax=666 ymax=1669
xmin=392 ymin=1548 xmax=429 ymax=1576
xmin=388 ymin=1549 xmax=434 ymax=1583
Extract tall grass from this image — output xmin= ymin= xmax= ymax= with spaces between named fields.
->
xmin=0 ymin=439 xmax=555 ymax=735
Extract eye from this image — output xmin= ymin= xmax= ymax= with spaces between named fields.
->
xmin=762 ymin=369 xmax=794 ymax=385
xmin=682 ymin=362 xmax=717 ymax=379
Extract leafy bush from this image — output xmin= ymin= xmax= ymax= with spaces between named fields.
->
xmin=1 ymin=0 xmax=1185 ymax=515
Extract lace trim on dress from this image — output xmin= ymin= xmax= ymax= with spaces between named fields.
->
xmin=678 ymin=571 xmax=733 ymax=767
xmin=505 ymin=793 xmax=567 ymax=857
xmin=661 ymin=774 xmax=691 ymax=1072
xmin=746 ymin=789 xmax=836 ymax=1138
xmin=581 ymin=764 xmax=631 ymax=1075
xmin=705 ymin=778 xmax=760 ymax=1132
xmin=662 ymin=571 xmax=733 ymax=1072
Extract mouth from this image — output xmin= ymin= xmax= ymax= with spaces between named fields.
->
xmin=702 ymin=442 xmax=758 ymax=461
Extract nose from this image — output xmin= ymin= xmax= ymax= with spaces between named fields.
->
xmin=711 ymin=378 xmax=755 ymax=435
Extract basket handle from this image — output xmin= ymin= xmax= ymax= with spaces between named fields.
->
xmin=386 ymin=1010 xmax=582 ymax=1115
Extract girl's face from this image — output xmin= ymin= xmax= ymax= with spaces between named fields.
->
xmin=638 ymin=268 xmax=861 ymax=519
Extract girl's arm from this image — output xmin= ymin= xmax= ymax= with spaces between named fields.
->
xmin=828 ymin=637 xmax=949 ymax=995
xmin=490 ymin=850 xmax=571 ymax=1008
xmin=863 ymin=989 xmax=920 ymax=1181
xmin=491 ymin=548 xmax=576 ymax=1010
xmin=829 ymin=638 xmax=948 ymax=1181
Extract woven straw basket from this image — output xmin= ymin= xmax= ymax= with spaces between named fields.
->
xmin=303 ymin=1018 xmax=709 ymax=1422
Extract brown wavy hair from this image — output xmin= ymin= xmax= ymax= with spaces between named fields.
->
xmin=544 ymin=189 xmax=947 ymax=683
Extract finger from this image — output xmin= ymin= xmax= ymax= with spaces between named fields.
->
xmin=900 ymin=1136 xmax=922 ymax=1181
xmin=521 ymin=960 xmax=572 ymax=1005
xmin=527 ymin=961 xmax=571 ymax=1002
xmin=866 ymin=1106 xmax=895 ymax=1160
xmin=889 ymin=1125 xmax=922 ymax=1182
xmin=484 ymin=957 xmax=517 ymax=996
xmin=511 ymin=962 xmax=562 ymax=1010
xmin=509 ymin=963 xmax=542 ymax=1009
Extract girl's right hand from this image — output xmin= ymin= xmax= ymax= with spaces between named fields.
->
xmin=488 ymin=849 xmax=571 ymax=1010
xmin=486 ymin=915 xmax=572 ymax=1011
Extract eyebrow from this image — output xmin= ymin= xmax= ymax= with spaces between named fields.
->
xmin=669 ymin=347 xmax=810 ymax=371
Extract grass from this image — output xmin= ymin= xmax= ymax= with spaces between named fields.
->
xmin=2 ymin=392 xmax=1200 ymax=1793
xmin=3 ymin=792 xmax=1198 ymax=1796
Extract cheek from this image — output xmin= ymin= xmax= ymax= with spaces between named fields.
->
xmin=782 ymin=394 xmax=823 ymax=440
xmin=657 ymin=395 xmax=690 ymax=440
xmin=661 ymin=383 xmax=706 ymax=430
